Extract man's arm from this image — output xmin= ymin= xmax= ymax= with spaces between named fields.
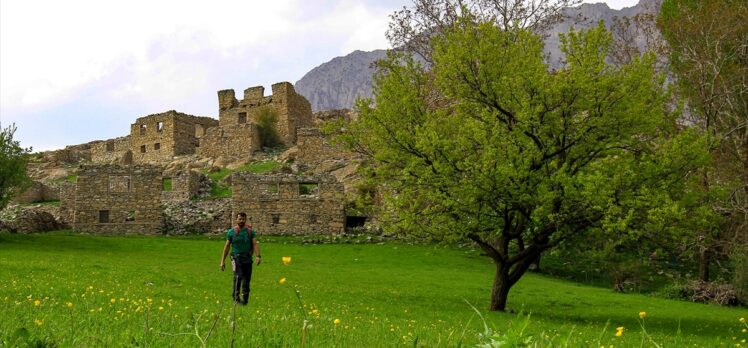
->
xmin=253 ymin=238 xmax=262 ymax=265
xmin=220 ymin=240 xmax=231 ymax=271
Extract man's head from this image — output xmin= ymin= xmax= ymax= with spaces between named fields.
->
xmin=236 ymin=212 xmax=248 ymax=227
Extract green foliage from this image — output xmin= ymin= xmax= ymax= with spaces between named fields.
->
xmin=162 ymin=178 xmax=173 ymax=192
xmin=255 ymin=106 xmax=281 ymax=148
xmin=343 ymin=20 xmax=706 ymax=311
xmin=0 ymin=232 xmax=744 ymax=347
xmin=0 ymin=123 xmax=32 ymax=210
xmin=236 ymin=160 xmax=281 ymax=174
xmin=200 ymin=161 xmax=282 ymax=199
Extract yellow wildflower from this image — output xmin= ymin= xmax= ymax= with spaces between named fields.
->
xmin=741 ymin=317 xmax=746 ymax=323
xmin=34 ymin=300 xmax=41 ymax=306
xmin=279 ymin=278 xmax=287 ymax=285
xmin=110 ymin=298 xmax=116 ymax=304
xmin=282 ymin=256 xmax=292 ymax=265
xmin=158 ymin=306 xmax=164 ymax=311
xmin=66 ymin=302 xmax=73 ymax=308
xmin=639 ymin=311 xmax=646 ymax=319
xmin=615 ymin=327 xmax=624 ymax=337
xmin=334 ymin=318 xmax=341 ymax=325
xmin=34 ymin=319 xmax=43 ymax=326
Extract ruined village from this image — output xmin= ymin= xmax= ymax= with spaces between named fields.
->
xmin=2 ymin=82 xmax=362 ymax=235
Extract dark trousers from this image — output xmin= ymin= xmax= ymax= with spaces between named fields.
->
xmin=231 ymin=254 xmax=253 ymax=304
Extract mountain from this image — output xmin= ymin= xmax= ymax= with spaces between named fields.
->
xmin=295 ymin=0 xmax=662 ymax=112
xmin=295 ymin=50 xmax=387 ymax=112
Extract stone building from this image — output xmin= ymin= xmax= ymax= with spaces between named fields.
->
xmin=91 ymin=136 xmax=131 ymax=163
xmin=231 ymin=173 xmax=345 ymax=235
xmin=130 ymin=110 xmax=218 ymax=163
xmin=215 ymin=82 xmax=314 ymax=147
xmin=161 ymin=170 xmax=204 ymax=202
xmin=197 ymin=123 xmax=261 ymax=160
xmin=68 ymin=164 xmax=163 ymax=234
xmin=296 ymin=127 xmax=355 ymax=165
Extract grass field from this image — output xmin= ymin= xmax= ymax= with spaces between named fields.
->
xmin=0 ymin=232 xmax=746 ymax=347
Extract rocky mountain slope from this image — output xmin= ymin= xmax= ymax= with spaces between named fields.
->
xmin=295 ymin=0 xmax=662 ymax=112
xmin=295 ymin=50 xmax=388 ymax=112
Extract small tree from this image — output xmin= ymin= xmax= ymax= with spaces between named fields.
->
xmin=0 ymin=123 xmax=32 ymax=210
xmin=344 ymin=20 xmax=706 ymax=311
xmin=255 ymin=106 xmax=281 ymax=148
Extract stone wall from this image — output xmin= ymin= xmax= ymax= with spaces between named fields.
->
xmin=42 ymin=142 xmax=93 ymax=163
xmin=197 ymin=124 xmax=261 ymax=160
xmin=162 ymin=169 xmax=203 ymax=202
xmin=71 ymin=165 xmax=163 ymax=234
xmin=312 ymin=109 xmax=356 ymax=126
xmin=91 ymin=136 xmax=131 ymax=163
xmin=216 ymin=82 xmax=313 ymax=146
xmin=231 ymin=173 xmax=345 ymax=235
xmin=130 ymin=110 xmax=218 ymax=164
xmin=12 ymin=181 xmax=60 ymax=204
xmin=296 ymin=127 xmax=354 ymax=165
xmin=59 ymin=182 xmax=75 ymax=224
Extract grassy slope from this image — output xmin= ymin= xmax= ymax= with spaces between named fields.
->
xmin=0 ymin=232 xmax=745 ymax=347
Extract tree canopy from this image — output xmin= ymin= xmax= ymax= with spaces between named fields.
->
xmin=0 ymin=124 xmax=31 ymax=210
xmin=343 ymin=18 xmax=706 ymax=311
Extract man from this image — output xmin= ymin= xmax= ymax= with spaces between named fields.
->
xmin=220 ymin=212 xmax=261 ymax=305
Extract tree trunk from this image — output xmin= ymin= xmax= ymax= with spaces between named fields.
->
xmin=490 ymin=262 xmax=512 ymax=311
xmin=699 ymin=249 xmax=710 ymax=282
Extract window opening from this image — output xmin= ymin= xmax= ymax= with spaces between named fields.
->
xmin=125 ymin=211 xmax=136 ymax=222
xmin=154 ymin=143 xmax=161 ymax=150
xmin=139 ymin=124 xmax=147 ymax=135
xmin=156 ymin=121 xmax=164 ymax=132
xmin=99 ymin=210 xmax=110 ymax=223
xmin=140 ymin=145 xmax=146 ymax=153
xmin=106 ymin=142 xmax=114 ymax=152
xmin=109 ymin=175 xmax=131 ymax=193
xmin=238 ymin=112 xmax=247 ymax=124
xmin=162 ymin=178 xmax=172 ymax=191
xmin=272 ymin=214 xmax=280 ymax=224
xmin=299 ymin=182 xmax=319 ymax=196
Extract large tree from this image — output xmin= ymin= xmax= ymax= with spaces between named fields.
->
xmin=386 ymin=0 xmax=580 ymax=63
xmin=658 ymin=0 xmax=748 ymax=281
xmin=343 ymin=19 xmax=705 ymax=311
xmin=0 ymin=124 xmax=31 ymax=210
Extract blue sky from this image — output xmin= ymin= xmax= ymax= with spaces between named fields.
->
xmin=0 ymin=0 xmax=639 ymax=151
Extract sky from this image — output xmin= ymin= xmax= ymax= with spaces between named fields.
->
xmin=0 ymin=0 xmax=640 ymax=151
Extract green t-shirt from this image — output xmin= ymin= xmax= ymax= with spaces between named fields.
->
xmin=226 ymin=227 xmax=256 ymax=255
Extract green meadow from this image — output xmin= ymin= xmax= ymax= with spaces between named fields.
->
xmin=0 ymin=232 xmax=745 ymax=347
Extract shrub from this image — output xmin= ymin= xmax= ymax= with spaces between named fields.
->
xmin=256 ymin=106 xmax=280 ymax=147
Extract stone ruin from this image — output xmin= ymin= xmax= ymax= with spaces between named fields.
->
xmin=12 ymin=81 xmax=358 ymax=235
xmin=67 ymin=164 xmax=164 ymax=234
xmin=232 ymin=173 xmax=345 ymax=235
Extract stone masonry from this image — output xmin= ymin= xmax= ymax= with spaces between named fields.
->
xmin=296 ymin=127 xmax=355 ymax=165
xmin=231 ymin=173 xmax=345 ymax=235
xmin=217 ymin=82 xmax=314 ymax=146
xmin=91 ymin=136 xmax=131 ymax=163
xmin=197 ymin=123 xmax=261 ymax=160
xmin=12 ymin=181 xmax=60 ymax=204
xmin=130 ymin=110 xmax=218 ymax=163
xmin=70 ymin=164 xmax=163 ymax=234
xmin=161 ymin=170 xmax=203 ymax=202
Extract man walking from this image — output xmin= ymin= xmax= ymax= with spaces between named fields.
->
xmin=220 ymin=212 xmax=261 ymax=305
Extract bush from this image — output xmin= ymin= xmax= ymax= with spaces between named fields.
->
xmin=256 ymin=106 xmax=280 ymax=147
xmin=661 ymin=280 xmax=743 ymax=306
